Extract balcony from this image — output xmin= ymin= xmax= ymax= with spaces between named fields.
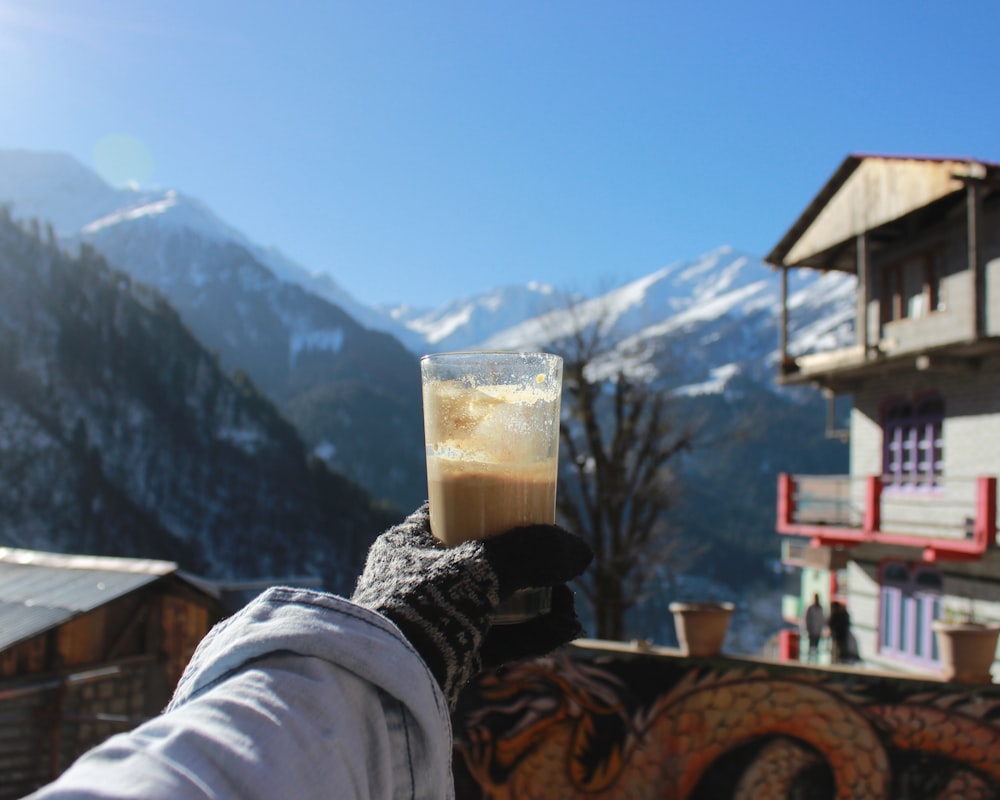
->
xmin=779 ymin=336 xmax=1000 ymax=390
xmin=779 ymin=343 xmax=870 ymax=386
xmin=777 ymin=473 xmax=999 ymax=561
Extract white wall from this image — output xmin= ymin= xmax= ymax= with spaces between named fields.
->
xmin=846 ymin=355 xmax=1000 ymax=539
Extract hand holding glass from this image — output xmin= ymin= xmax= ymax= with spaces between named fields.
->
xmin=420 ymin=351 xmax=563 ymax=623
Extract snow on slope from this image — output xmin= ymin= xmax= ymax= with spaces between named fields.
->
xmin=479 ymin=246 xmax=851 ymax=351
xmin=0 ymin=150 xmax=421 ymax=347
xmin=476 ymin=247 xmax=855 ymax=395
xmin=385 ymin=281 xmax=568 ymax=353
xmin=0 ymin=150 xmax=855 ymax=401
xmin=785 ymin=269 xmax=857 ymax=356
xmin=80 ymin=189 xmax=243 ymax=243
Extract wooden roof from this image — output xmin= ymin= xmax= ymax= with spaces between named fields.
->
xmin=766 ymin=154 xmax=1000 ymax=271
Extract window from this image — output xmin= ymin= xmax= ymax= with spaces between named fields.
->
xmin=914 ymin=396 xmax=944 ymax=488
xmin=881 ymin=251 xmax=945 ymax=326
xmin=879 ymin=562 xmax=941 ymax=666
xmin=882 ymin=394 xmax=944 ymax=489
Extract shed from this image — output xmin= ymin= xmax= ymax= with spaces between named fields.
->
xmin=0 ymin=547 xmax=226 ymax=797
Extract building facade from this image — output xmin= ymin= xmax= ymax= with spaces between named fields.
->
xmin=767 ymin=154 xmax=1000 ymax=678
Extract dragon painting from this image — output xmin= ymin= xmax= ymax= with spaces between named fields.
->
xmin=453 ymin=652 xmax=1000 ymax=799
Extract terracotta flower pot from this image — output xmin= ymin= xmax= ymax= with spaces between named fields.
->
xmin=669 ymin=601 xmax=735 ymax=657
xmin=932 ymin=621 xmax=1000 ymax=684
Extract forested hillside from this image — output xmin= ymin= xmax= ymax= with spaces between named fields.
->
xmin=0 ymin=210 xmax=395 ymax=591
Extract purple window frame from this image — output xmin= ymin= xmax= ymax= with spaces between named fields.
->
xmin=882 ymin=394 xmax=944 ymax=490
xmin=879 ymin=562 xmax=941 ymax=667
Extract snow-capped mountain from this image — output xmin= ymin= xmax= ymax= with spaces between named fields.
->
xmin=0 ymin=150 xmax=427 ymax=510
xmin=409 ymin=247 xmax=855 ymax=398
xmin=0 ymin=149 xmax=415 ymax=343
xmin=381 ymin=281 xmax=575 ymax=353
xmin=0 ymin=149 xmax=854 ymax=611
xmin=0 ymin=149 xmax=854 ymax=410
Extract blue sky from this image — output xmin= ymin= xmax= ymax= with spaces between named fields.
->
xmin=2 ymin=1 xmax=998 ymax=309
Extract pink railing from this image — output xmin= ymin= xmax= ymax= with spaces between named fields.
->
xmin=777 ymin=473 xmax=998 ymax=561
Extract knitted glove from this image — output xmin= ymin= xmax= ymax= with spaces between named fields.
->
xmin=352 ymin=503 xmax=592 ymax=708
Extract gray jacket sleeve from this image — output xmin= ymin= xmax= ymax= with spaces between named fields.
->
xmin=27 ymin=588 xmax=455 ymax=800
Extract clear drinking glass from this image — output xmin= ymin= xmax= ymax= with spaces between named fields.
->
xmin=420 ymin=351 xmax=563 ymax=623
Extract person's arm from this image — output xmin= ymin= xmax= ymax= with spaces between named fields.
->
xmin=28 ymin=506 xmax=591 ymax=800
xmin=28 ymin=589 xmax=453 ymax=800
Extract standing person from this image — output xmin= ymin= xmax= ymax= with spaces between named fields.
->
xmin=828 ymin=601 xmax=851 ymax=664
xmin=26 ymin=503 xmax=593 ymax=800
xmin=804 ymin=593 xmax=826 ymax=662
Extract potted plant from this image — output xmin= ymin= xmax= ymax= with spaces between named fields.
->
xmin=669 ymin=601 xmax=735 ymax=657
xmin=933 ymin=602 xmax=1000 ymax=684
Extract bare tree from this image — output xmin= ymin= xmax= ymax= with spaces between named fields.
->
xmin=549 ymin=304 xmax=700 ymax=642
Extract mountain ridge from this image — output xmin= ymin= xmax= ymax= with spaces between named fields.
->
xmin=0 ymin=150 xmax=428 ymax=510
xmin=0 ymin=148 xmax=856 ymax=513
xmin=0 ymin=150 xmax=853 ymax=624
xmin=0 ymin=209 xmax=394 ymax=589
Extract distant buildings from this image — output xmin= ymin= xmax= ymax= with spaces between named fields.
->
xmin=767 ymin=154 xmax=1000 ymax=678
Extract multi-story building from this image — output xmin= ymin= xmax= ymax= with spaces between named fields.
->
xmin=767 ymin=154 xmax=1000 ymax=677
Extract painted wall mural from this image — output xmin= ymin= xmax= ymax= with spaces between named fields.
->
xmin=452 ymin=647 xmax=1000 ymax=799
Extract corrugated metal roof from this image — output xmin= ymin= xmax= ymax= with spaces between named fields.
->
xmin=0 ymin=603 xmax=69 ymax=653
xmin=0 ymin=548 xmax=178 ymax=652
